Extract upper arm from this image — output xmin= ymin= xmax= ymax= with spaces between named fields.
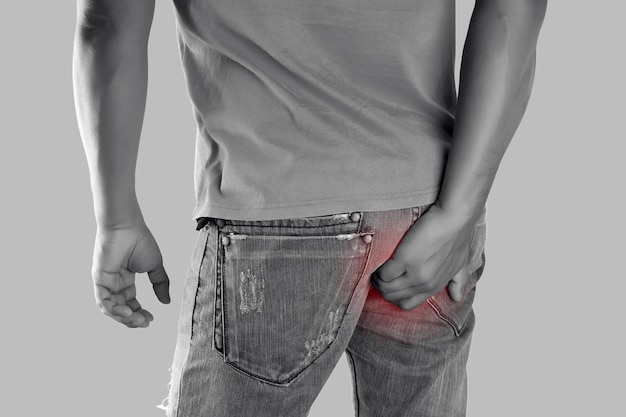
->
xmin=76 ymin=0 xmax=155 ymax=44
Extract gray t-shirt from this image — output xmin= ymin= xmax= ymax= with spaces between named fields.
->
xmin=173 ymin=0 xmax=457 ymax=220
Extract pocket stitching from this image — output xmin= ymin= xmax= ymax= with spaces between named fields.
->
xmin=426 ymin=296 xmax=468 ymax=337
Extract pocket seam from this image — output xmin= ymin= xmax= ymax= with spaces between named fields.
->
xmin=190 ymin=228 xmax=213 ymax=341
xmin=426 ymin=297 xmax=468 ymax=337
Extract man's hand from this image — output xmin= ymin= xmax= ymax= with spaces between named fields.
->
xmin=92 ymin=222 xmax=170 ymax=328
xmin=372 ymin=203 xmax=479 ymax=311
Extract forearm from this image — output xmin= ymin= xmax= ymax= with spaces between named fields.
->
xmin=438 ymin=0 xmax=547 ymax=219
xmin=72 ymin=0 xmax=154 ymax=228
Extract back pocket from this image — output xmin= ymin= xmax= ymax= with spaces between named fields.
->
xmin=218 ymin=231 xmax=373 ymax=385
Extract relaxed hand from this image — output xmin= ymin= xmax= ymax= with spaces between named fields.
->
xmin=91 ymin=222 xmax=171 ymax=328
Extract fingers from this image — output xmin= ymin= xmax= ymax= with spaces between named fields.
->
xmin=372 ymin=264 xmax=470 ymax=310
xmin=447 ymin=265 xmax=469 ymax=302
xmin=93 ymin=270 xmax=154 ymax=328
xmin=373 ymin=258 xmax=406 ymax=282
xmin=148 ymin=263 xmax=171 ymax=304
xmin=93 ymin=267 xmax=134 ymax=294
xmin=98 ymin=295 xmax=152 ymax=327
xmin=394 ymin=293 xmax=432 ymax=311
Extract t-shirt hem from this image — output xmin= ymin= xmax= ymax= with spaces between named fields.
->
xmin=192 ymin=189 xmax=440 ymax=221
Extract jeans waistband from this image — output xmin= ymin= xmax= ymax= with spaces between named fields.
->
xmin=195 ymin=202 xmax=445 ymax=231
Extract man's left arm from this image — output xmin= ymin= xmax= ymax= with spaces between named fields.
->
xmin=373 ymin=0 xmax=547 ymax=310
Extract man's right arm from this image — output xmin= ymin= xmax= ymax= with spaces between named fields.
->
xmin=73 ymin=0 xmax=170 ymax=328
xmin=74 ymin=0 xmax=153 ymax=228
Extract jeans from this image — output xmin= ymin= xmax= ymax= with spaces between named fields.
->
xmin=160 ymin=203 xmax=487 ymax=417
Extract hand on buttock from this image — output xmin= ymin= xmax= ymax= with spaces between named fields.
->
xmin=371 ymin=202 xmax=478 ymax=311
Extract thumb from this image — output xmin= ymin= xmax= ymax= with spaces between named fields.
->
xmin=148 ymin=263 xmax=171 ymax=304
xmin=447 ymin=265 xmax=469 ymax=302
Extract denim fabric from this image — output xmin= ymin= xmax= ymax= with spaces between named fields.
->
xmin=160 ymin=204 xmax=487 ymax=417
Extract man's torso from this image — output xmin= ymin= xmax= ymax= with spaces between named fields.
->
xmin=173 ymin=0 xmax=457 ymax=220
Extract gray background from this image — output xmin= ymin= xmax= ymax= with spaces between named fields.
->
xmin=1 ymin=1 xmax=623 ymax=416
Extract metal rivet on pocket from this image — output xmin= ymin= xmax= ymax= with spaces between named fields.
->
xmin=350 ymin=212 xmax=361 ymax=222
xmin=362 ymin=234 xmax=373 ymax=244
xmin=221 ymin=235 xmax=230 ymax=246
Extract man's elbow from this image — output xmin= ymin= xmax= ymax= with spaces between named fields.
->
xmin=75 ymin=0 xmax=153 ymax=46
xmin=76 ymin=1 xmax=116 ymax=44
xmin=477 ymin=0 xmax=547 ymax=32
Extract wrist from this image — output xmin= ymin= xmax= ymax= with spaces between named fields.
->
xmin=435 ymin=186 xmax=489 ymax=225
xmin=93 ymin=193 xmax=144 ymax=231
xmin=436 ymin=161 xmax=494 ymax=223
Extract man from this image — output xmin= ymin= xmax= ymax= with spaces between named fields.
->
xmin=73 ymin=0 xmax=546 ymax=416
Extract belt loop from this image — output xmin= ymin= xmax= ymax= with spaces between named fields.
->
xmin=411 ymin=206 xmax=419 ymax=222
xmin=196 ymin=217 xmax=211 ymax=231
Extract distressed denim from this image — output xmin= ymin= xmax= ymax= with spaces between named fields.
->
xmin=160 ymin=203 xmax=487 ymax=417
